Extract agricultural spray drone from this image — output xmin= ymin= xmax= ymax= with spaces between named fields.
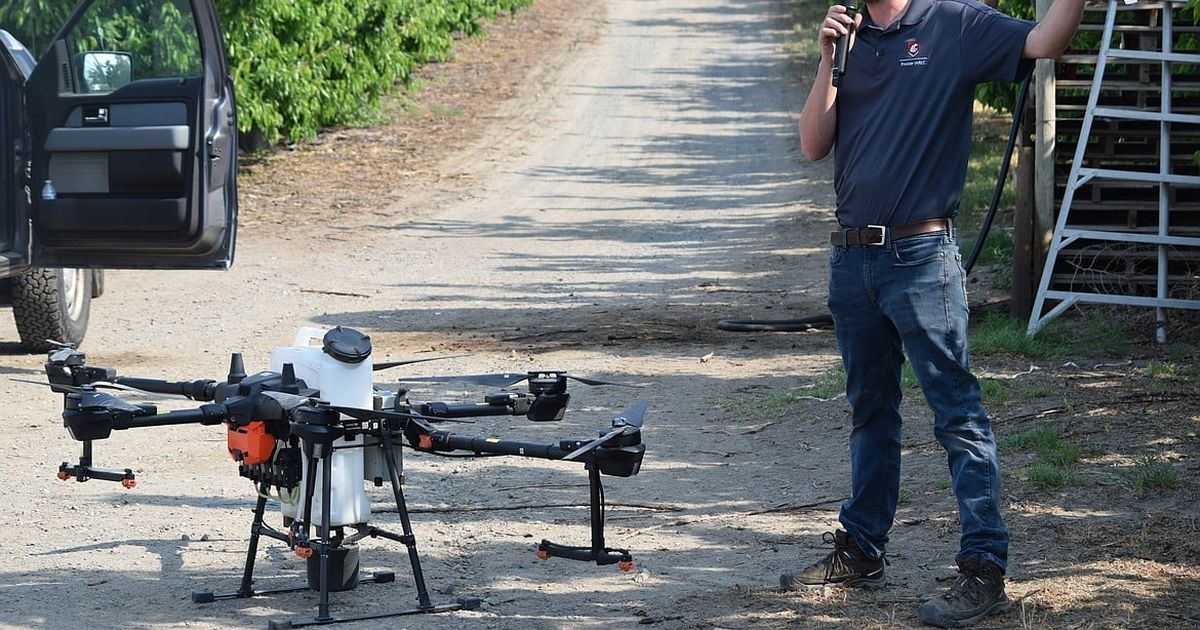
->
xmin=38 ymin=326 xmax=648 ymax=629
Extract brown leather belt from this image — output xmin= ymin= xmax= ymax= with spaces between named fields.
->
xmin=831 ymin=218 xmax=951 ymax=246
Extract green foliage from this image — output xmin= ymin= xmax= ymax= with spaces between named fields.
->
xmin=0 ymin=0 xmax=74 ymax=56
xmin=1126 ymin=454 xmax=1179 ymax=492
xmin=215 ymin=0 xmax=530 ymax=143
xmin=0 ymin=0 xmax=532 ymax=143
xmin=73 ymin=0 xmax=201 ymax=80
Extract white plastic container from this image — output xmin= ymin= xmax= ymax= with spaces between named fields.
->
xmin=271 ymin=326 xmax=372 ymax=527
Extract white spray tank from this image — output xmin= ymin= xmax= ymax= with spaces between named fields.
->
xmin=271 ymin=326 xmax=372 ymax=527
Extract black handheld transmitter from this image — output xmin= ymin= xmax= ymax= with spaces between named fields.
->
xmin=832 ymin=0 xmax=858 ymax=88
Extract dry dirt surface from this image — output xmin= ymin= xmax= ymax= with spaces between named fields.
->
xmin=1 ymin=0 xmax=1198 ymax=628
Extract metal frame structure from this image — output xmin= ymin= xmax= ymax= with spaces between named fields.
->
xmin=1028 ymin=0 xmax=1200 ymax=342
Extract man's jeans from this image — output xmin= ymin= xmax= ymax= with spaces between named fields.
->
xmin=827 ymin=230 xmax=1009 ymax=571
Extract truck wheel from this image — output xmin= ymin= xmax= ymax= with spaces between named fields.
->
xmin=12 ymin=268 xmax=92 ymax=352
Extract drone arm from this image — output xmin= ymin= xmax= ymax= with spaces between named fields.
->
xmin=415 ymin=397 xmax=527 ymax=419
xmin=412 ymin=428 xmax=644 ymax=477
xmin=423 ymin=430 xmax=575 ymax=459
xmin=113 ymin=403 xmax=229 ymax=430
xmin=111 ymin=376 xmax=218 ymax=401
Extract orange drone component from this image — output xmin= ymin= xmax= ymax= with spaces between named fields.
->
xmin=121 ymin=478 xmax=137 ymax=490
xmin=56 ymin=470 xmax=70 ymax=481
xmin=295 ymin=546 xmax=314 ymax=559
xmin=536 ymin=549 xmax=551 ymax=561
xmin=617 ymin=560 xmax=635 ymax=572
xmin=226 ymin=420 xmax=275 ymax=465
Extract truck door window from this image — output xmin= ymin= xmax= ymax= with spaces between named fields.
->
xmin=62 ymin=0 xmax=202 ymax=94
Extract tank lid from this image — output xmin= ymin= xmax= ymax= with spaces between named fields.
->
xmin=322 ymin=326 xmax=372 ymax=363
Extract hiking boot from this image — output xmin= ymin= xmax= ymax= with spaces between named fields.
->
xmin=779 ymin=529 xmax=886 ymax=590
xmin=916 ymin=556 xmax=1012 ymax=627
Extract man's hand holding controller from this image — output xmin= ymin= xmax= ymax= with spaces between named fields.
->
xmin=820 ymin=2 xmax=861 ymax=87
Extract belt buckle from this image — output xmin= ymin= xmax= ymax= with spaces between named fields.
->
xmin=864 ymin=224 xmax=886 ymax=245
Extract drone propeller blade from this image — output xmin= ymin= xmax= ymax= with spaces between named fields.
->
xmin=565 ymin=374 xmax=643 ymax=388
xmin=11 ymin=377 xmax=66 ymax=390
xmin=562 ymin=426 xmax=627 ymax=461
xmin=11 ymin=378 xmax=142 ymax=395
xmin=400 ymin=373 xmax=531 ymax=389
xmin=373 ymin=354 xmax=470 ymax=372
xmin=613 ymin=400 xmax=649 ymax=428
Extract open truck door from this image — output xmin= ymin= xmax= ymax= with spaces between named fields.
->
xmin=25 ymin=0 xmax=236 ymax=269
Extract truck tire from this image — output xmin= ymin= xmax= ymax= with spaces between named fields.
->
xmin=12 ymin=268 xmax=92 ymax=352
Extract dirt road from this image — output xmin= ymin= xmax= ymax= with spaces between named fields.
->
xmin=3 ymin=0 xmax=1196 ymax=628
xmin=0 ymin=0 xmax=844 ymax=627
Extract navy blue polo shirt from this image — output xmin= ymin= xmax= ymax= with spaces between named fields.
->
xmin=833 ymin=0 xmax=1034 ymax=228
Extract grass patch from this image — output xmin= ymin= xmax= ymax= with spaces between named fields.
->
xmin=972 ymin=312 xmax=1065 ymax=357
xmin=1026 ymin=461 xmax=1084 ymax=491
xmin=979 ymin=378 xmax=1010 ymax=406
xmin=898 ymin=487 xmax=912 ymax=505
xmin=737 ymin=361 xmax=923 ymax=416
xmin=1146 ymin=361 xmax=1199 ymax=379
xmin=971 ymin=311 xmax=1132 ymax=359
xmin=1071 ymin=313 xmax=1129 ymax=357
xmin=805 ymin=365 xmax=847 ymax=400
xmin=901 ymin=362 xmax=919 ymax=390
xmin=999 ymin=424 xmax=1089 ymax=491
xmin=999 ymin=424 xmax=1059 ymax=452
xmin=1126 ymin=454 xmax=1179 ymax=492
xmin=429 ymin=103 xmax=466 ymax=118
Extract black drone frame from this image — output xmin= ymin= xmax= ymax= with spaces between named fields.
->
xmin=42 ymin=346 xmax=647 ymax=629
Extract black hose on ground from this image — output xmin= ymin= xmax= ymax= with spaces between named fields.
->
xmin=717 ymin=75 xmax=1032 ymax=334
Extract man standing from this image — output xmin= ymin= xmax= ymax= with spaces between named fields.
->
xmin=779 ymin=0 xmax=1085 ymax=627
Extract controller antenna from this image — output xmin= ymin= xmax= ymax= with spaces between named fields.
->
xmin=280 ymin=363 xmax=300 ymax=394
xmin=227 ymin=353 xmax=247 ymax=384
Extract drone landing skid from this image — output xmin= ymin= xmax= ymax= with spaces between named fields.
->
xmin=58 ymin=442 xmax=137 ymax=488
xmin=267 ymin=598 xmax=481 ymax=629
xmin=192 ymin=571 xmax=393 ymax=603
xmin=536 ymin=466 xmax=635 ymax=572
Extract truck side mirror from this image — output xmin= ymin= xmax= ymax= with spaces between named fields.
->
xmin=77 ymin=51 xmax=132 ymax=93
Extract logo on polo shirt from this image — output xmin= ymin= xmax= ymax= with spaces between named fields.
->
xmin=900 ymin=38 xmax=928 ymax=67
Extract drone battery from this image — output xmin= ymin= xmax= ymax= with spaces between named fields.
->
xmin=227 ymin=421 xmax=275 ymax=465
xmin=306 ymin=544 xmax=361 ymax=592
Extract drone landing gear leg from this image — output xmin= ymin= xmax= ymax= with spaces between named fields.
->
xmin=379 ymin=430 xmax=434 ymax=609
xmin=193 ymin=482 xmax=337 ymax=604
xmin=271 ymin=431 xmax=478 ymax=629
xmin=537 ymin=465 xmax=634 ymax=570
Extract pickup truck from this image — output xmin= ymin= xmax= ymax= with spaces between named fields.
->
xmin=0 ymin=0 xmax=237 ymax=351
